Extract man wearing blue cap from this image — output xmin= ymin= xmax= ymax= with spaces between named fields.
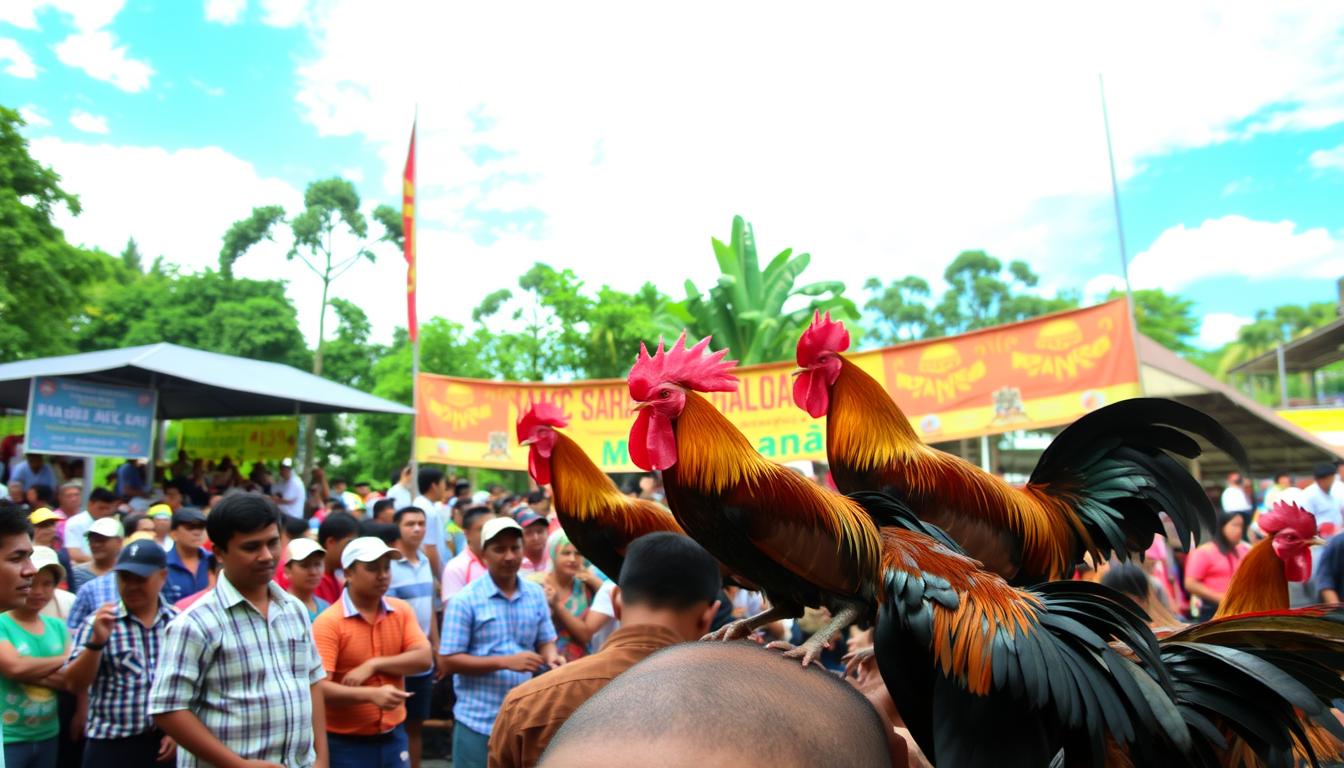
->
xmin=66 ymin=537 xmax=179 ymax=765
xmin=163 ymin=509 xmax=212 ymax=604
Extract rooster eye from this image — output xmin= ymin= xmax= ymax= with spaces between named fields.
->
xmin=659 ymin=390 xmax=670 ymax=399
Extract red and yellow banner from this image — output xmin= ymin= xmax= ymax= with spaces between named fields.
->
xmin=415 ymin=299 xmax=1141 ymax=471
xmin=402 ymin=120 xmax=418 ymax=342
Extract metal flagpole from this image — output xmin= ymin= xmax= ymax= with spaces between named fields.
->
xmin=409 ymin=105 xmax=420 ymax=476
xmin=1099 ymin=74 xmax=1147 ymax=396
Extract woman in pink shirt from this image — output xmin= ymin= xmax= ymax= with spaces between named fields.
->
xmin=1183 ymin=511 xmax=1250 ymax=621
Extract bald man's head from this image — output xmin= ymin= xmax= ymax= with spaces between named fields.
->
xmin=540 ymin=641 xmax=891 ymax=767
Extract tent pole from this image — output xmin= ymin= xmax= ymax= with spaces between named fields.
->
xmin=1276 ymin=343 xmax=1288 ymax=408
xmin=1099 ymin=74 xmax=1147 ymax=397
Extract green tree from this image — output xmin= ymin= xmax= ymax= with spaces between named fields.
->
xmin=119 ymin=237 xmax=143 ymax=273
xmin=75 ymin=267 xmax=309 ymax=367
xmin=1107 ymin=288 xmax=1198 ymax=352
xmin=473 ymin=264 xmax=684 ymax=380
xmin=864 ymin=275 xmax=938 ymax=344
xmin=220 ymin=178 xmax=397 ymax=470
xmin=933 ymin=251 xmax=1077 ymax=333
xmin=0 ymin=106 xmax=113 ymax=361
xmin=682 ymin=216 xmax=858 ymax=364
xmin=311 ymin=298 xmax=387 ymax=469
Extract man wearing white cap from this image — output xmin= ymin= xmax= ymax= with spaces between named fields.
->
xmin=70 ymin=518 xmax=123 ymax=593
xmin=438 ymin=518 xmax=562 ymax=768
xmin=284 ymin=538 xmax=330 ymax=622
xmin=312 ymin=537 xmax=431 ymax=768
xmin=273 ymin=459 xmax=306 ymax=520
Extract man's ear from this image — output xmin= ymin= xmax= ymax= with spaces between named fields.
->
xmin=611 ymin=586 xmax=622 ymax=622
xmin=697 ymin=600 xmax=720 ymax=635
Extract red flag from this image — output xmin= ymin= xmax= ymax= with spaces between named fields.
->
xmin=402 ymin=121 xmax=418 ymax=341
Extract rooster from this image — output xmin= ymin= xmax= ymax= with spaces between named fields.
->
xmin=793 ymin=311 xmax=1248 ymax=584
xmin=517 ymin=401 xmax=684 ymax=579
xmin=627 ymin=334 xmax=883 ymax=653
xmin=1215 ymin=500 xmax=1322 ymax=618
xmin=870 ymin=491 xmax=1344 ymax=768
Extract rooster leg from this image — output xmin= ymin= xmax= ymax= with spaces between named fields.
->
xmin=702 ymin=605 xmax=793 ymax=643
xmin=765 ymin=604 xmax=863 ymax=667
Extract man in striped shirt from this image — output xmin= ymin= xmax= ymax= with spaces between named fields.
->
xmin=149 ymin=493 xmax=329 ymax=768
xmin=66 ymin=540 xmax=179 ymax=764
xmin=388 ymin=507 xmax=438 ymax=768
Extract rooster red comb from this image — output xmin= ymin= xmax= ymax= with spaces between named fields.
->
xmin=627 ymin=333 xmax=738 ymax=399
xmin=796 ymin=311 xmax=851 ymax=365
xmin=1259 ymin=500 xmax=1317 ymax=538
xmin=516 ymin=400 xmax=570 ymax=442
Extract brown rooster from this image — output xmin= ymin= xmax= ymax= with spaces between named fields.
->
xmin=1215 ymin=500 xmax=1322 ymax=618
xmin=517 ymin=401 xmax=684 ymax=580
xmin=794 ymin=311 xmax=1247 ymax=585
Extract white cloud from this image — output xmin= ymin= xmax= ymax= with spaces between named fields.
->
xmin=18 ymin=104 xmax=50 ymax=127
xmin=1198 ymin=312 xmax=1253 ymax=349
xmin=1128 ymin=215 xmax=1344 ymax=291
xmin=204 ymin=0 xmax=246 ymax=24
xmin=189 ymin=77 xmax=225 ymax=96
xmin=260 ymin=0 xmax=305 ymax=27
xmin=54 ymin=30 xmax=153 ymax=92
xmin=1309 ymin=143 xmax=1344 ymax=172
xmin=1082 ymin=274 xmax=1130 ymax=303
xmin=0 ymin=39 xmax=38 ymax=78
xmin=69 ymin=109 xmax=108 ymax=134
xmin=26 ymin=137 xmax=404 ymax=346
xmin=4 ymin=0 xmax=124 ymax=32
xmin=287 ymin=2 xmax=1344 ymax=337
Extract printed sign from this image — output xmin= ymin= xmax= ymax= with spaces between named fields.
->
xmin=25 ymin=377 xmax=157 ymax=459
xmin=161 ymin=417 xmax=299 ymax=463
xmin=416 ymin=299 xmax=1141 ymax=471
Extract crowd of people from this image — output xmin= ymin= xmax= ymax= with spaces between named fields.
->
xmin=5 ymin=446 xmax=1344 ymax=768
xmin=0 ymin=451 xmax=851 ymax=768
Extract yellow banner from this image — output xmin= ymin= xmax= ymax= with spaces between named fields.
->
xmin=1277 ymin=408 xmax=1344 ymax=452
xmin=162 ymin=417 xmax=299 ymax=463
xmin=416 ymin=299 xmax=1141 ymax=471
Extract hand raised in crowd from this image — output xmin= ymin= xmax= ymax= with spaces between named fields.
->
xmin=366 ymin=684 xmax=412 ymax=711
xmin=340 ymin=660 xmax=377 ymax=687
xmin=502 ymin=651 xmax=546 ymax=672
xmin=156 ymin=734 xmax=177 ymax=763
xmin=542 ymin=650 xmax=566 ymax=670
xmin=543 ymin=584 xmax=562 ymax=608
xmin=90 ymin=602 xmax=117 ymax=645
xmin=575 ymin=566 xmax=603 ymax=592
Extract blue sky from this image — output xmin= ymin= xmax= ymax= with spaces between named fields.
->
xmin=2 ymin=1 xmax=1342 ymax=353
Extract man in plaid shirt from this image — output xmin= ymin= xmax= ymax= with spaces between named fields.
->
xmin=66 ymin=539 xmax=179 ymax=764
xmin=149 ymin=493 xmax=329 ymax=768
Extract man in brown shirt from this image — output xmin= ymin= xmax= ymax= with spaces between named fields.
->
xmin=488 ymin=532 xmax=721 ymax=768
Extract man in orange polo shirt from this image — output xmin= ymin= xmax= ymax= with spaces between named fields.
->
xmin=313 ymin=536 xmax=433 ymax=768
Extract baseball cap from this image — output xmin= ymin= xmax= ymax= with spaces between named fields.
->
xmin=31 ymin=546 xmax=65 ymax=583
xmin=280 ymin=457 xmax=294 ymax=469
xmin=286 ymin=538 xmax=325 ymax=564
xmin=340 ymin=536 xmax=404 ymax=571
xmin=114 ymin=538 xmax=167 ymax=577
xmin=148 ymin=503 xmax=173 ymax=520
xmin=172 ymin=508 xmax=207 ymax=527
xmin=481 ymin=517 xmax=524 ymax=546
xmin=1314 ymin=463 xmax=1336 ymax=479
xmin=88 ymin=518 xmax=125 ymax=539
xmin=28 ymin=508 xmax=63 ymax=526
xmin=515 ymin=509 xmax=547 ymax=528
xmin=472 ymin=490 xmax=491 ymax=505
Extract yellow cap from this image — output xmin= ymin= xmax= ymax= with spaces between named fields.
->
xmin=148 ymin=504 xmax=173 ymax=520
xmin=28 ymin=508 xmax=63 ymax=526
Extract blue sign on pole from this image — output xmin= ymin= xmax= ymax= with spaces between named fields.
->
xmin=25 ymin=377 xmax=157 ymax=459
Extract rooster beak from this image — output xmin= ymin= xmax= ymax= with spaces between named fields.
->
xmin=1310 ymin=536 xmax=1327 ymax=547
xmin=631 ymin=402 xmax=649 ymax=413
xmin=520 ymin=437 xmax=537 ymax=447
xmin=791 ymin=367 xmax=807 ymax=377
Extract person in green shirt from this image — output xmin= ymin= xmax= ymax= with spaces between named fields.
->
xmin=0 ymin=535 xmax=69 ymax=768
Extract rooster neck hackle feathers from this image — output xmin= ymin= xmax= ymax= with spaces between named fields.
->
xmin=549 ymin=431 xmax=631 ymax=523
xmin=1213 ymin=535 xmax=1290 ymax=619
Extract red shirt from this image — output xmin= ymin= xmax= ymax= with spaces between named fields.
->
xmin=314 ymin=570 xmax=343 ymax=605
xmin=274 ymin=559 xmax=290 ymax=590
